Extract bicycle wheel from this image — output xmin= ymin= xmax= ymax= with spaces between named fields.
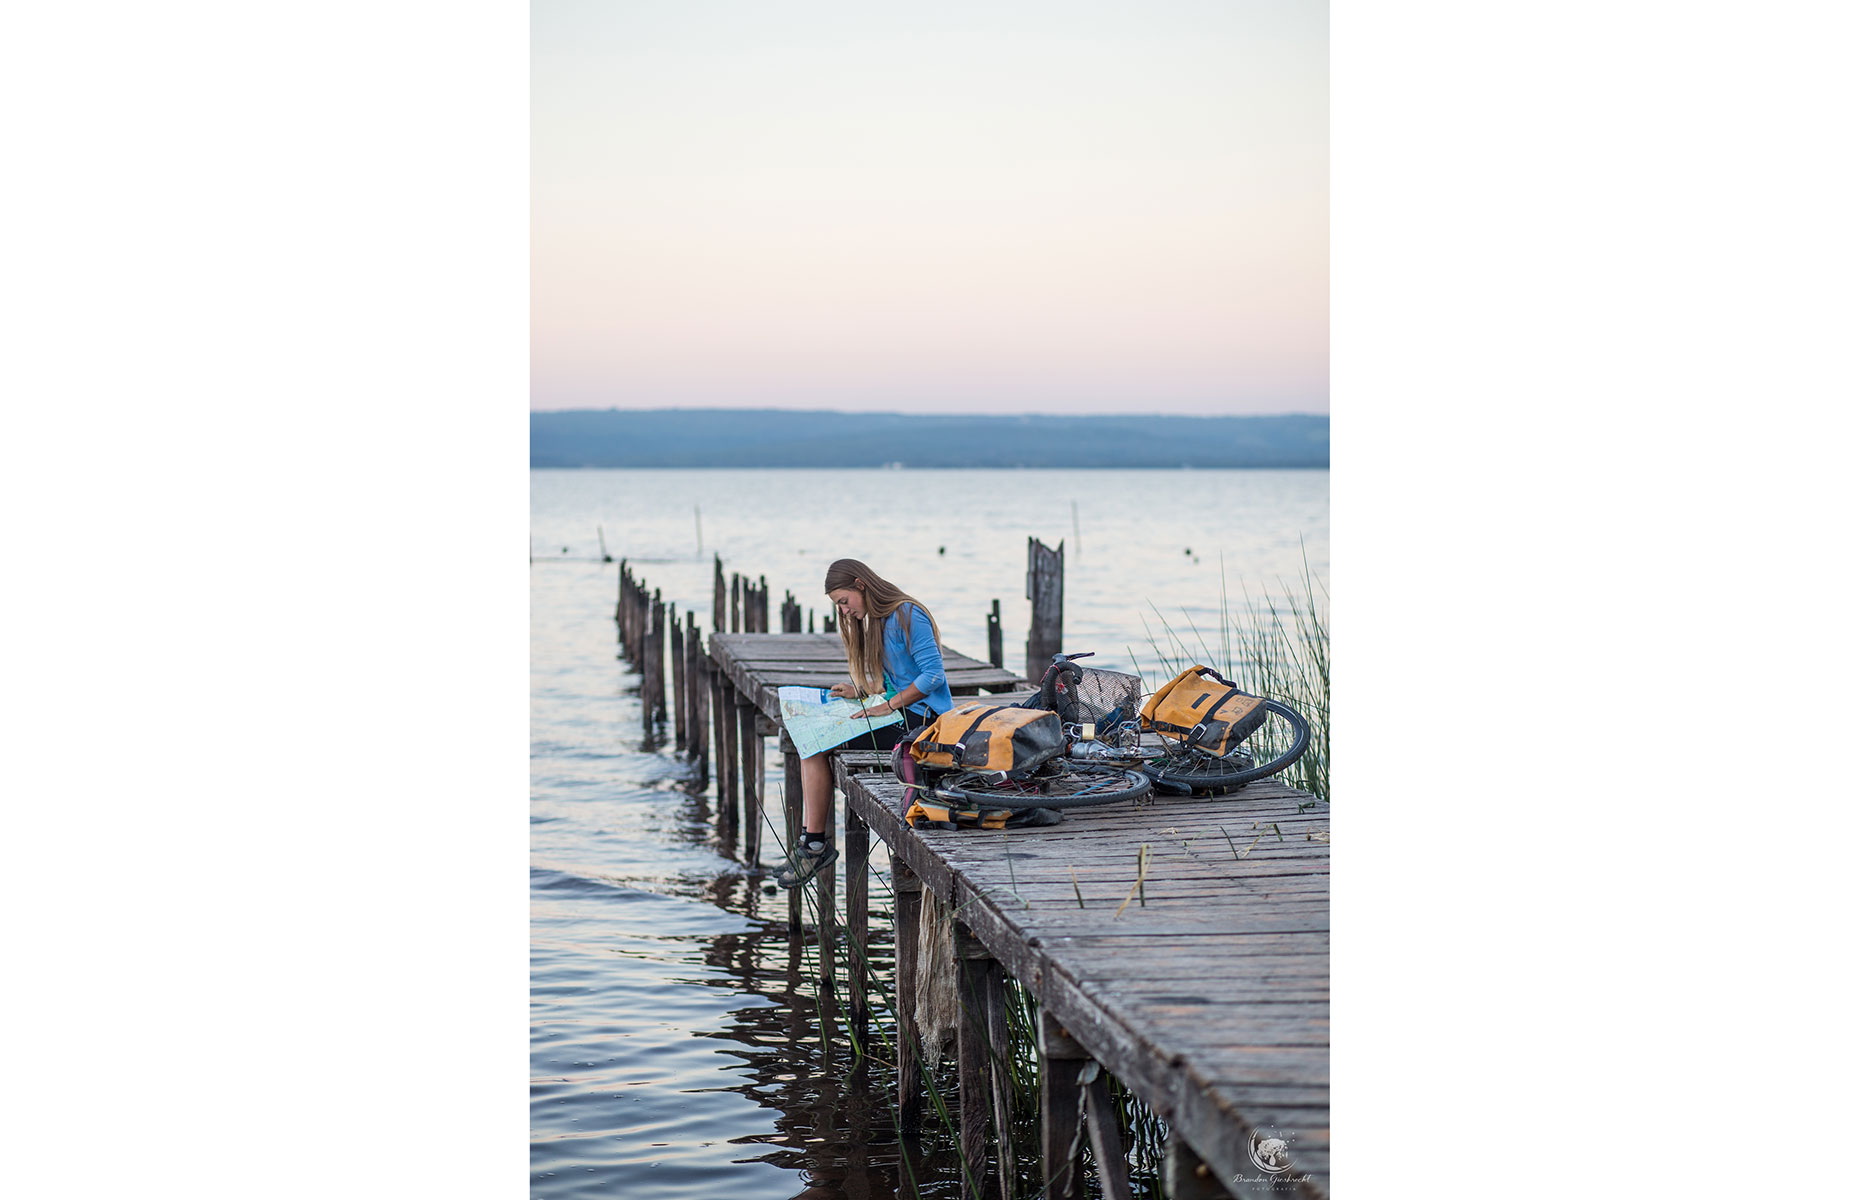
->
xmin=927 ymin=761 xmax=1151 ymax=810
xmin=1141 ymin=699 xmax=1311 ymax=795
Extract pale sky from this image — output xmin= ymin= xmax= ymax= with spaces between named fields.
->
xmin=532 ymin=1 xmax=1328 ymax=415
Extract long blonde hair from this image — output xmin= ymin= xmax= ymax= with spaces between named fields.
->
xmin=824 ymin=558 xmax=941 ymax=696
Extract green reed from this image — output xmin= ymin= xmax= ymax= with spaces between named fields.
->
xmin=1139 ymin=547 xmax=1330 ymax=805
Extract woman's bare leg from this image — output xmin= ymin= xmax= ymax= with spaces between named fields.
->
xmin=800 ymin=752 xmax=831 ymax=837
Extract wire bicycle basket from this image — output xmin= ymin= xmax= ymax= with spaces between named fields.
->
xmin=1043 ymin=662 xmax=1147 ymax=749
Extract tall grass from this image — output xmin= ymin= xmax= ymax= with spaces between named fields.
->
xmin=1139 ymin=549 xmax=1330 ymax=805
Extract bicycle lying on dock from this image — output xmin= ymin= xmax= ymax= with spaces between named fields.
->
xmin=894 ymin=653 xmax=1312 ymax=814
xmin=1032 ymin=652 xmax=1310 ymax=796
xmin=891 ymin=654 xmax=1151 ymax=814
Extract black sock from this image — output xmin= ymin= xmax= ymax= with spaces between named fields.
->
xmin=801 ymin=831 xmax=826 ymax=853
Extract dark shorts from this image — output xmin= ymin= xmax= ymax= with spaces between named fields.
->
xmin=840 ymin=707 xmax=934 ymax=753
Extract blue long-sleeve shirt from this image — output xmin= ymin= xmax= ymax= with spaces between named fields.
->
xmin=882 ymin=603 xmax=953 ymax=718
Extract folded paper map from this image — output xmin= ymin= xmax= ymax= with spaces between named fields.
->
xmin=777 ymin=686 xmax=904 ymax=758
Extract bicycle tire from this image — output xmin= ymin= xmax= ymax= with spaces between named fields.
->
xmin=927 ymin=763 xmax=1151 ymax=811
xmin=1141 ymin=699 xmax=1311 ymax=794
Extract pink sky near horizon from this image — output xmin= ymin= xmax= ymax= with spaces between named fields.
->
xmin=532 ymin=1 xmax=1328 ymax=416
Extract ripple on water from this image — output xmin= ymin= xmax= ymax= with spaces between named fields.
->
xmin=530 ymin=885 xmax=800 ymax=1200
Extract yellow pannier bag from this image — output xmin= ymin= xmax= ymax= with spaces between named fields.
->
xmin=902 ymin=797 xmax=1015 ymax=831
xmin=908 ymin=702 xmax=1065 ymax=779
xmin=1140 ymin=665 xmax=1268 ymax=756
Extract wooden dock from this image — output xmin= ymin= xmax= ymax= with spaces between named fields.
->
xmin=709 ymin=631 xmax=1330 ymax=1200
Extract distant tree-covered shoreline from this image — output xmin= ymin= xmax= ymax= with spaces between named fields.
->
xmin=530 ymin=409 xmax=1328 ymax=469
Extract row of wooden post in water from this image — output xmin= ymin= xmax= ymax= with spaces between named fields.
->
xmin=615 ymin=557 xmax=839 ymax=758
xmin=711 ymin=560 xmax=828 ymax=635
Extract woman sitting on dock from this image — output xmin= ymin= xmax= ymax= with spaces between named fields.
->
xmin=777 ymin=558 xmax=954 ymax=888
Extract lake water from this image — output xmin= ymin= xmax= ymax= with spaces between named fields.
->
xmin=530 ymin=468 xmax=1327 ymax=1199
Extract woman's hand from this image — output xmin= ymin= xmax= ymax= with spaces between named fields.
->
xmin=828 ymin=682 xmax=858 ymax=699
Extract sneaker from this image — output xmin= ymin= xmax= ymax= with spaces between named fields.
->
xmin=776 ymin=841 xmax=838 ymax=890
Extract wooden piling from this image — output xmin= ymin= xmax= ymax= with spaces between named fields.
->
xmin=640 ymin=583 xmax=651 ymax=670
xmin=621 ymin=566 xmax=634 ymax=656
xmin=782 ymin=745 xmax=802 ymax=928
xmin=640 ymin=592 xmax=657 ymax=743
xmin=1040 ymin=1013 xmax=1089 ymax=1200
xmin=1163 ymin=1135 xmax=1229 ymax=1200
xmin=712 ymin=555 xmax=726 ymax=633
xmin=694 ymin=657 xmax=711 ymax=790
xmin=651 ymin=592 xmax=667 ymax=726
xmin=718 ymin=677 xmax=740 ymax=827
xmin=669 ymin=604 xmax=686 ymax=752
xmin=891 ymin=855 xmax=924 ymax=1126
xmin=956 ymin=926 xmax=1007 ymax=1197
xmin=987 ymin=597 xmax=1004 ymax=669
xmin=623 ymin=563 xmax=634 ymax=640
xmin=1026 ymin=537 xmax=1064 ymax=681
xmin=844 ymin=801 xmax=870 ymax=1023
xmin=751 ymin=717 xmax=768 ymax=865
xmin=984 ymin=960 xmax=1015 ymax=1200
xmin=737 ymin=700 xmax=761 ymax=864
xmin=643 ymin=584 xmax=658 ymax=677
xmin=686 ymin=612 xmax=707 ymax=785
xmin=816 ymin=773 xmax=837 ymax=1002
xmin=627 ymin=569 xmax=642 ymax=662
xmin=646 ymin=592 xmax=655 ymax=678
xmin=731 ymin=573 xmax=742 ymax=633
xmin=710 ymin=665 xmax=732 ymax=839
xmin=676 ymin=610 xmax=691 ymax=749
xmin=627 ymin=575 xmax=639 ymax=692
xmin=642 ymin=588 xmax=653 ymax=679
xmin=1083 ymin=1066 xmax=1133 ymax=1200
